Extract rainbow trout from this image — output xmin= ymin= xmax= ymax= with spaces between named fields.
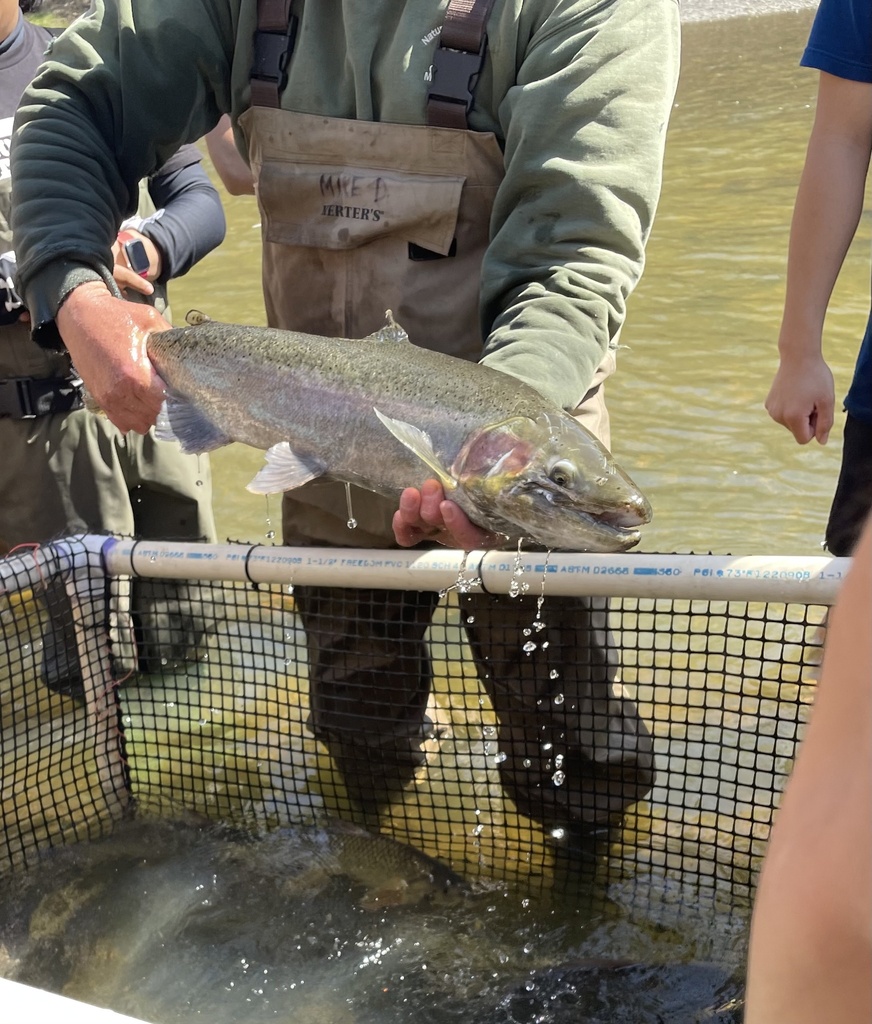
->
xmin=149 ymin=312 xmax=652 ymax=551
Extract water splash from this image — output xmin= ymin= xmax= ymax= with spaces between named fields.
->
xmin=438 ymin=551 xmax=482 ymax=598
xmin=264 ymin=495 xmax=276 ymax=541
xmin=344 ymin=483 xmax=358 ymax=530
xmin=508 ymin=540 xmax=530 ymax=599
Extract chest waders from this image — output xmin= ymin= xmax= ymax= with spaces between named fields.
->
xmin=0 ymin=176 xmax=215 ymax=696
xmin=241 ymin=0 xmax=653 ymax=844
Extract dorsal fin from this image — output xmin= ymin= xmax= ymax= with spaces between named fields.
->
xmin=366 ymin=310 xmax=409 ymax=344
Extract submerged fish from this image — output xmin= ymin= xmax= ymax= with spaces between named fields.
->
xmin=0 ymin=816 xmax=466 ymax=1019
xmin=149 ymin=312 xmax=652 ymax=552
xmin=225 ymin=817 xmax=465 ymax=911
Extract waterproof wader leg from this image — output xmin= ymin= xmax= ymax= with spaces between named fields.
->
xmin=127 ymin=448 xmax=216 ymax=675
xmin=294 ymin=585 xmax=442 ymax=811
xmin=460 ymin=592 xmax=654 ymax=852
xmin=39 ymin=576 xmax=84 ymax=699
xmin=825 ymin=413 xmax=872 ymax=557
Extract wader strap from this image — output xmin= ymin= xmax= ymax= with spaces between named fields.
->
xmin=0 ymin=376 xmax=84 ymax=419
xmin=427 ymin=0 xmax=497 ymax=130
xmin=250 ymin=0 xmax=298 ymax=108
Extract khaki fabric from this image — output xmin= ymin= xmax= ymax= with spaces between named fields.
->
xmin=243 ymin=106 xmax=651 ymax=829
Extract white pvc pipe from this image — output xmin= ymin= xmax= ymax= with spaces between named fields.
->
xmin=99 ymin=537 xmax=850 ymax=605
xmin=0 ymin=977 xmax=155 ymax=1024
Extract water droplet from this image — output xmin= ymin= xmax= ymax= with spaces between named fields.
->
xmin=471 ymin=824 xmax=484 ymax=836
xmin=149 ymin=554 xmax=157 ymax=563
xmin=554 ymin=753 xmax=564 ymax=769
xmin=265 ymin=530 xmax=275 ymax=540
xmin=550 ymin=827 xmax=566 ymax=840
xmin=549 ymin=669 xmax=560 ymax=680
xmin=522 ymin=627 xmax=532 ymax=637
xmin=552 ymin=770 xmax=566 ymax=786
xmin=523 ymin=943 xmax=534 ymax=956
xmin=466 ymin=614 xmax=475 ymax=624
xmin=346 ymin=518 xmax=358 ymax=530
xmin=541 ymin=742 xmax=553 ymax=752
xmin=493 ymin=751 xmax=507 ymax=764
xmin=195 ymin=479 xmax=204 ymax=487
xmin=482 ymin=725 xmax=496 ymax=737
xmin=552 ymin=693 xmax=565 ymax=705
xmin=522 ymin=758 xmax=532 ymax=768
xmin=522 ymin=641 xmax=537 ymax=654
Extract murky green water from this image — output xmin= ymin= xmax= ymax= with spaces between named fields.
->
xmin=171 ymin=5 xmax=869 ymax=559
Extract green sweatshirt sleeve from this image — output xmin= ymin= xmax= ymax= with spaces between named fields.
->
xmin=10 ymin=0 xmax=237 ymax=344
xmin=478 ymin=0 xmax=680 ymax=411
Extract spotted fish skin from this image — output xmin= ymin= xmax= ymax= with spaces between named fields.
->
xmin=149 ymin=312 xmax=651 ymax=551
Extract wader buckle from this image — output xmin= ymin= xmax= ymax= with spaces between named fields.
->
xmin=250 ymin=16 xmax=299 ymax=104
xmin=0 ymin=376 xmax=84 ymax=419
xmin=429 ymin=34 xmax=488 ymax=118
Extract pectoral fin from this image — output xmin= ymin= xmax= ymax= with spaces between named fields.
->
xmin=373 ymin=408 xmax=455 ymax=490
xmin=155 ymin=397 xmax=232 ymax=454
xmin=246 ymin=442 xmax=328 ymax=494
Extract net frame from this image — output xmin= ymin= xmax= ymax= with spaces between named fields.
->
xmin=0 ymin=535 xmax=840 ymax=901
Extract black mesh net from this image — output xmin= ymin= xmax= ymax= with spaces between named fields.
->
xmin=0 ymin=536 xmax=824 ymax=888
xmin=0 ymin=535 xmax=827 ymax=1021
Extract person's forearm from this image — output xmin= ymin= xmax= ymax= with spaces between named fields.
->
xmin=10 ymin=0 xmax=234 ymax=333
xmin=143 ymin=163 xmax=227 ymax=282
xmin=205 ymin=116 xmax=255 ymax=196
xmin=746 ymin=517 xmax=872 ymax=1023
xmin=778 ymin=74 xmax=872 ymax=361
xmin=779 ymin=141 xmax=866 ymax=354
xmin=480 ymin=0 xmax=680 ymax=411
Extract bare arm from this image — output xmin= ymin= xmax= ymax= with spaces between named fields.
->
xmin=745 ymin=515 xmax=872 ymax=1022
xmin=205 ymin=115 xmax=255 ymax=196
xmin=765 ymin=72 xmax=872 ymax=445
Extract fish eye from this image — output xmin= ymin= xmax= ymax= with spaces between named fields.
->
xmin=548 ymin=460 xmax=576 ymax=489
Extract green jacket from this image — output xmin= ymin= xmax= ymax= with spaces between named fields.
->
xmin=11 ymin=0 xmax=680 ymax=411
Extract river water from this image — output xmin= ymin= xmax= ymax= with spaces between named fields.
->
xmin=171 ymin=0 xmax=869 ymax=560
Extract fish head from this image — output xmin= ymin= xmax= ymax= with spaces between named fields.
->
xmin=452 ymin=412 xmax=652 ymax=552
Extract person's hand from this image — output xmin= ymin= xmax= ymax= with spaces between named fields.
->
xmin=765 ymin=349 xmax=835 ymax=445
xmin=393 ymin=478 xmax=505 ymax=549
xmin=56 ymin=280 xmax=170 ymax=434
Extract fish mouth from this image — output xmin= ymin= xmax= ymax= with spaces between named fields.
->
xmin=573 ymin=513 xmax=642 ymax=552
xmin=500 ymin=486 xmax=649 ymax=552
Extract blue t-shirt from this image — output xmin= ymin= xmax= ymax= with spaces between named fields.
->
xmin=802 ymin=0 xmax=872 ymax=423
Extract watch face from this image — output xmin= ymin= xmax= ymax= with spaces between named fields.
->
xmin=124 ymin=238 xmax=150 ymax=276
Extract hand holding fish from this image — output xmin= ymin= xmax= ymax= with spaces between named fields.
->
xmin=57 ymin=281 xmax=170 ymax=434
xmin=394 ymin=479 xmax=505 ymax=549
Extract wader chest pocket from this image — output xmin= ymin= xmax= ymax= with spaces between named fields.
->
xmin=257 ymin=161 xmax=465 ymax=255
